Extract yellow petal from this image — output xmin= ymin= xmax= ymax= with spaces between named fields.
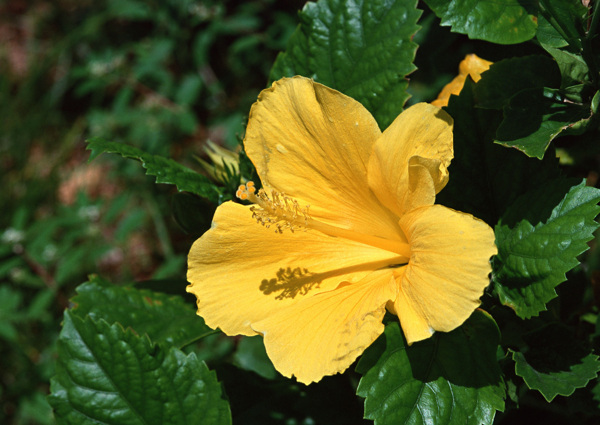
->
xmin=432 ymin=54 xmax=493 ymax=107
xmin=244 ymin=76 xmax=402 ymax=240
xmin=252 ymin=270 xmax=397 ymax=384
xmin=187 ymin=201 xmax=402 ymax=336
xmin=367 ymin=103 xmax=454 ymax=216
xmin=394 ymin=205 xmax=497 ymax=344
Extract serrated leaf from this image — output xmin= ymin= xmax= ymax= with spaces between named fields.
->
xmin=474 ymin=55 xmax=561 ymax=109
xmin=437 ymin=78 xmax=560 ymax=227
xmin=424 ymin=0 xmax=537 ymax=44
xmin=495 ymin=88 xmax=591 ymax=159
xmin=511 ymin=323 xmax=600 ymax=402
xmin=72 ymin=275 xmax=212 ymax=348
xmin=270 ymin=0 xmax=421 ymax=129
xmin=356 ymin=311 xmax=505 ymax=425
xmin=49 ymin=311 xmax=231 ymax=425
xmin=233 ymin=336 xmax=277 ymax=380
xmin=86 ymin=137 xmax=223 ymax=203
xmin=493 ymin=180 xmax=600 ymax=318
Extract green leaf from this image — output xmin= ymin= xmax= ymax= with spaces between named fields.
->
xmin=233 ymin=336 xmax=277 ymax=380
xmin=86 ymin=137 xmax=223 ymax=203
xmin=49 ymin=311 xmax=231 ymax=425
xmin=437 ymin=79 xmax=560 ymax=227
xmin=270 ymin=0 xmax=421 ymax=129
xmin=71 ymin=275 xmax=213 ymax=348
xmin=543 ymin=46 xmax=590 ymax=87
xmin=511 ymin=323 xmax=600 ymax=402
xmin=536 ymin=0 xmax=587 ymax=51
xmin=536 ymin=12 xmax=569 ymax=48
xmin=0 ymin=285 xmax=22 ymax=342
xmin=171 ymin=192 xmax=215 ymax=237
xmin=424 ymin=0 xmax=537 ymax=44
xmin=495 ymin=88 xmax=591 ymax=159
xmin=356 ymin=311 xmax=505 ymax=425
xmin=474 ymin=55 xmax=561 ymax=109
xmin=493 ymin=180 xmax=600 ymax=318
xmin=593 ymin=377 xmax=600 ymax=408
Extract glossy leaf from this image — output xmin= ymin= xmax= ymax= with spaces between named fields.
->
xmin=49 ymin=311 xmax=231 ymax=425
xmin=494 ymin=180 xmax=600 ymax=318
xmin=86 ymin=137 xmax=223 ymax=203
xmin=537 ymin=0 xmax=587 ymax=50
xmin=512 ymin=323 xmax=600 ymax=402
xmin=270 ymin=0 xmax=421 ymax=128
xmin=356 ymin=312 xmax=505 ymax=425
xmin=72 ymin=275 xmax=212 ymax=348
xmin=424 ymin=0 xmax=537 ymax=44
xmin=495 ymin=88 xmax=591 ymax=159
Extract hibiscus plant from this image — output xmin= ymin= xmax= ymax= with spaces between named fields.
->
xmin=50 ymin=1 xmax=600 ymax=424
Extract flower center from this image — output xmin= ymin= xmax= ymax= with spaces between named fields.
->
xmin=236 ymin=182 xmax=410 ymax=259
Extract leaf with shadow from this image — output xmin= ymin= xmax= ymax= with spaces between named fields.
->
xmin=356 ymin=310 xmax=505 ymax=425
xmin=512 ymin=322 xmax=600 ymax=402
xmin=437 ymin=78 xmax=560 ymax=227
xmin=493 ymin=179 xmax=600 ymax=319
xmin=495 ymin=87 xmax=591 ymax=159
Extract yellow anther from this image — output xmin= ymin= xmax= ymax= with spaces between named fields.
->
xmin=235 ymin=181 xmax=409 ymax=257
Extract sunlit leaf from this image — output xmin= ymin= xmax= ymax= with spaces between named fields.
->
xmin=356 ymin=312 xmax=505 ymax=425
xmin=49 ymin=312 xmax=231 ymax=425
xmin=270 ymin=0 xmax=421 ymax=128
xmin=424 ymin=0 xmax=537 ymax=44
xmin=493 ymin=180 xmax=600 ymax=318
xmin=72 ymin=275 xmax=212 ymax=348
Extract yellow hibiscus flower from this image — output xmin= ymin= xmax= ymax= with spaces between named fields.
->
xmin=432 ymin=54 xmax=493 ymax=107
xmin=187 ymin=76 xmax=496 ymax=384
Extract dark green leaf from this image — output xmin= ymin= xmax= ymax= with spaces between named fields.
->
xmin=171 ymin=192 xmax=215 ymax=237
xmin=474 ymin=55 xmax=561 ymax=109
xmin=356 ymin=311 xmax=505 ymax=425
xmin=233 ymin=336 xmax=277 ymax=380
xmin=71 ymin=275 xmax=213 ymax=348
xmin=424 ymin=0 xmax=537 ymax=44
xmin=543 ymin=46 xmax=590 ymax=87
xmin=0 ymin=285 xmax=21 ymax=342
xmin=437 ymin=79 xmax=560 ymax=227
xmin=593 ymin=377 xmax=600 ymax=408
xmin=495 ymin=88 xmax=591 ymax=159
xmin=493 ymin=180 xmax=600 ymax=318
xmin=86 ymin=137 xmax=223 ymax=203
xmin=537 ymin=0 xmax=587 ymax=51
xmin=49 ymin=311 xmax=231 ymax=425
xmin=270 ymin=0 xmax=421 ymax=129
xmin=511 ymin=323 xmax=600 ymax=402
xmin=536 ymin=12 xmax=569 ymax=48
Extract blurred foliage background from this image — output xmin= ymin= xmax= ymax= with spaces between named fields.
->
xmin=3 ymin=1 xmax=599 ymax=424
xmin=0 ymin=1 xmax=303 ymax=423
